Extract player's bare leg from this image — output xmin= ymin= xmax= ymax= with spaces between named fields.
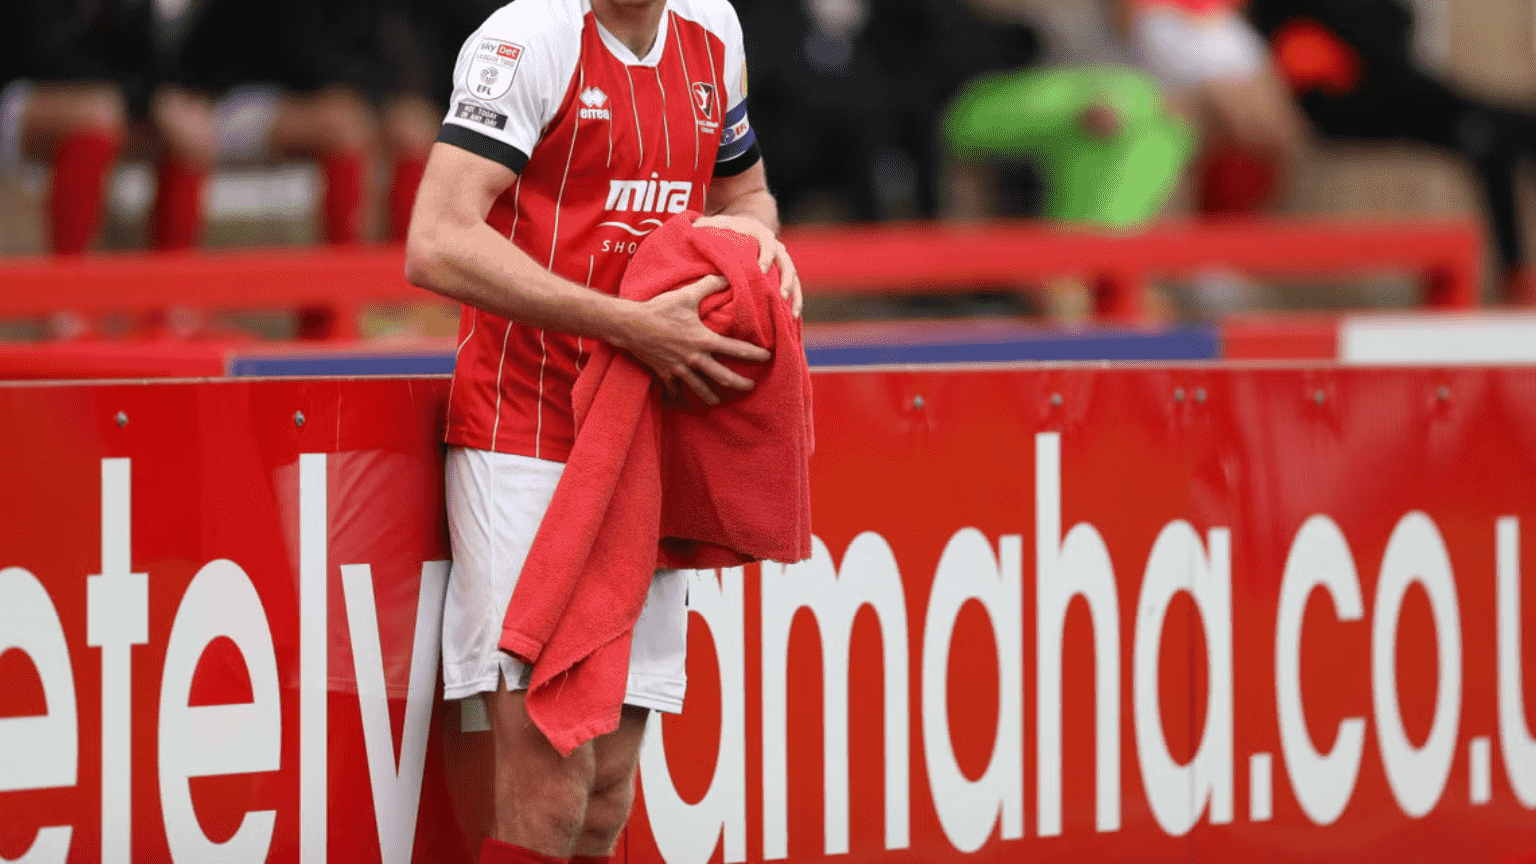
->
xmin=17 ymin=82 xmax=126 ymax=255
xmin=269 ymin=85 xmax=378 ymax=337
xmin=269 ymin=85 xmax=379 ymax=244
xmin=572 ymin=705 xmax=650 ymax=858
xmin=485 ymin=684 xmax=595 ymax=856
xmin=147 ymin=85 xmax=216 ymax=251
xmin=381 ymin=94 xmax=439 ymax=242
xmin=17 ymin=82 xmax=125 ymax=160
xmin=484 ymin=681 xmax=650 ymax=858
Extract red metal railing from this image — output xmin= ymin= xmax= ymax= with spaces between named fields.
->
xmin=0 ymin=218 xmax=1483 ymax=339
xmin=782 ymin=218 xmax=1483 ymax=319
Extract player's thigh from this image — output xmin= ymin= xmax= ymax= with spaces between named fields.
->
xmin=382 ymin=94 xmax=441 ymax=157
xmin=484 ymin=685 xmax=596 ymax=802
xmin=577 ymin=704 xmax=650 ymax=851
xmin=150 ymin=85 xmax=217 ymax=166
xmin=270 ymin=85 xmax=378 ymax=155
xmin=591 ymin=704 xmax=650 ymax=794
xmin=1202 ymin=71 xmax=1308 ymax=159
xmin=16 ymin=81 xmax=126 ymax=158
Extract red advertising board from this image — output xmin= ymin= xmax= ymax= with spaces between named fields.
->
xmin=0 ymin=378 xmax=466 ymax=864
xmin=0 ymin=369 xmax=1534 ymax=863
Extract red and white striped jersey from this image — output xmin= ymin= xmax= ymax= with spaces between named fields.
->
xmin=437 ymin=0 xmax=759 ymax=462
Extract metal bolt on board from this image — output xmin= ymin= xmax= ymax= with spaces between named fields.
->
xmin=115 ymin=411 xmax=127 ymax=428
xmin=295 ymin=411 xmax=306 ymax=427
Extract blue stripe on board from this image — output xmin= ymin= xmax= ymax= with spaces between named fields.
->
xmin=803 ymin=326 xmax=1220 ymax=366
xmin=227 ymin=326 xmax=1220 ymax=377
xmin=228 ymin=353 xmax=457 ymax=377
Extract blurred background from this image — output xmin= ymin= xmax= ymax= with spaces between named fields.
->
xmin=3 ymin=0 xmax=1535 ymax=343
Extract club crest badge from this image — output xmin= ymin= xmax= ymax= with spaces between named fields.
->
xmin=691 ymin=82 xmax=716 ymax=120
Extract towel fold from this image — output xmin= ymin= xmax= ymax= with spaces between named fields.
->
xmin=500 ymin=212 xmax=814 ymax=755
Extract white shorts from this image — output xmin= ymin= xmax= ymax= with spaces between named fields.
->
xmin=1134 ymin=7 xmax=1268 ymax=89
xmin=213 ymin=85 xmax=284 ymax=162
xmin=1 ymin=79 xmax=34 ymax=177
xmin=441 ymin=447 xmax=689 ymax=713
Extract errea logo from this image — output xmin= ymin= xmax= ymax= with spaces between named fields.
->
xmin=579 ymin=87 xmax=610 ymax=121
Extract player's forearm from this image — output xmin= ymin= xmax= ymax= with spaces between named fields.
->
xmin=709 ymin=187 xmax=781 ymax=235
xmin=405 ymin=218 xmax=639 ymax=345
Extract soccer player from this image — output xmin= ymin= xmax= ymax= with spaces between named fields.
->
xmin=402 ymin=0 xmax=800 ymax=862
xmin=1250 ymin=0 xmax=1536 ymax=302
xmin=1121 ymin=0 xmax=1306 ymax=213
xmin=2 ymin=0 xmax=136 ymax=254
xmin=377 ymin=0 xmax=511 ymax=241
xmin=172 ymin=0 xmax=386 ymax=247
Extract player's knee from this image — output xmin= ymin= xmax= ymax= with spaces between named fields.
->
xmin=535 ymin=790 xmax=590 ymax=848
xmin=382 ymin=97 xmax=439 ymax=156
xmin=580 ymin=768 xmax=637 ymax=846
xmin=155 ymin=94 xmax=217 ymax=166
xmin=508 ymin=760 xmax=595 ymax=850
xmin=73 ymin=88 xmax=128 ymax=138
xmin=310 ymin=89 xmax=376 ymax=153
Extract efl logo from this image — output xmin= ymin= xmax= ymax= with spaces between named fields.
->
xmin=467 ymin=40 xmax=524 ymax=100
xmin=721 ymin=116 xmax=750 ymax=148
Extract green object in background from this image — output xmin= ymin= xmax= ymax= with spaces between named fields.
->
xmin=943 ymin=66 xmax=1195 ymax=228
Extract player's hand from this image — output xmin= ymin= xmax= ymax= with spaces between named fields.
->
xmin=692 ymin=214 xmax=803 ymax=318
xmin=621 ymin=274 xmax=771 ymax=406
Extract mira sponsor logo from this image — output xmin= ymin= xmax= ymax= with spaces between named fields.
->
xmin=598 ymin=174 xmax=692 ymax=241
xmin=604 ymin=175 xmax=692 ymax=216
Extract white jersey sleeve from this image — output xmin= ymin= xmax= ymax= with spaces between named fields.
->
xmin=438 ymin=0 xmax=582 ymax=174
xmin=712 ymin=1 xmax=759 ymax=175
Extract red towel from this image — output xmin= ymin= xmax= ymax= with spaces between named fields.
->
xmin=500 ymin=212 xmax=814 ymax=755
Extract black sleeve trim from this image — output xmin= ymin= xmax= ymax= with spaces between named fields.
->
xmin=437 ymin=124 xmax=530 ymax=174
xmin=713 ymin=140 xmax=762 ymax=178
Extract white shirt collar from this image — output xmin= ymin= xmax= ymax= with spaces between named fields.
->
xmin=589 ymin=0 xmax=671 ymax=66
